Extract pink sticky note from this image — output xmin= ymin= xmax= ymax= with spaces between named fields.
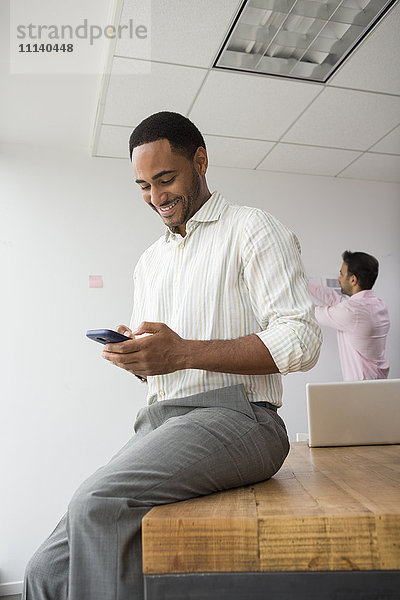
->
xmin=89 ymin=275 xmax=103 ymax=288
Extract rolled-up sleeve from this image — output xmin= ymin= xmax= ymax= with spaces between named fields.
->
xmin=242 ymin=210 xmax=322 ymax=375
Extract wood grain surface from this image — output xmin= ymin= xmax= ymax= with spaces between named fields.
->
xmin=142 ymin=442 xmax=400 ymax=574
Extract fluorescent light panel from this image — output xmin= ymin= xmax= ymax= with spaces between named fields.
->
xmin=214 ymin=0 xmax=396 ymax=82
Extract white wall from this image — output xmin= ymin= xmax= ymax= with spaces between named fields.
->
xmin=1 ymin=144 xmax=399 ymax=588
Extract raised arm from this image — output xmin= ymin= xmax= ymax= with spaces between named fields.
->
xmin=309 ymin=280 xmax=343 ymax=306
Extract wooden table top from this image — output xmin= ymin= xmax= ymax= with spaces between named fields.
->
xmin=142 ymin=442 xmax=400 ymax=575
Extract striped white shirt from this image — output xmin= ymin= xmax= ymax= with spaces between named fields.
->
xmin=130 ymin=191 xmax=321 ymax=406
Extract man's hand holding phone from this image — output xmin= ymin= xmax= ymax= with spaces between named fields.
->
xmin=86 ymin=325 xmax=149 ymax=382
xmin=99 ymin=322 xmax=187 ymax=378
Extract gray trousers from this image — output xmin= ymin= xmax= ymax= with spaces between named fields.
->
xmin=23 ymin=384 xmax=289 ymax=600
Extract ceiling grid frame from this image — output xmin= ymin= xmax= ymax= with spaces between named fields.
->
xmin=92 ymin=0 xmax=400 ymax=183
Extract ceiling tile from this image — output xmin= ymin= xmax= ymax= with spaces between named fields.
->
xmin=283 ymin=87 xmax=400 ymax=151
xmin=204 ymin=135 xmax=274 ymax=169
xmin=95 ymin=127 xmax=275 ymax=168
xmin=102 ymin=57 xmax=207 ymax=126
xmin=115 ymin=0 xmax=241 ymax=68
xmin=370 ymin=125 xmax=400 ymax=154
xmin=257 ymin=143 xmax=361 ymax=177
xmin=96 ymin=125 xmax=130 ymax=159
xmin=190 ymin=70 xmax=322 ymax=141
xmin=329 ymin=4 xmax=400 ymax=95
xmin=338 ymin=152 xmax=400 ymax=183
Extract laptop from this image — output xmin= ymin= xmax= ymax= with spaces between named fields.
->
xmin=306 ymin=379 xmax=400 ymax=447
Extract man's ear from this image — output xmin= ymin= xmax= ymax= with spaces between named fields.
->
xmin=350 ymin=274 xmax=358 ymax=287
xmin=193 ymin=146 xmax=208 ymax=176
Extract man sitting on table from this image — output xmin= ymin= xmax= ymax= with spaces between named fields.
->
xmin=24 ymin=111 xmax=322 ymax=600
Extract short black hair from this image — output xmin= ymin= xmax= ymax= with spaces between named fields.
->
xmin=129 ymin=111 xmax=206 ymax=161
xmin=342 ymin=250 xmax=379 ymax=290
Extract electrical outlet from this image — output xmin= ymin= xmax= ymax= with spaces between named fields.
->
xmin=296 ymin=432 xmax=309 ymax=442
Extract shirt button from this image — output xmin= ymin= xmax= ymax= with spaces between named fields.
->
xmin=159 ymin=390 xmax=165 ymax=397
xmin=178 ymin=242 xmax=184 ymax=249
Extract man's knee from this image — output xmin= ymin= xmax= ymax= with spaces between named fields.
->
xmin=68 ymin=481 xmax=125 ymax=528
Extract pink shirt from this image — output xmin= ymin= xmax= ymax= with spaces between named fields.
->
xmin=309 ymin=281 xmax=390 ymax=381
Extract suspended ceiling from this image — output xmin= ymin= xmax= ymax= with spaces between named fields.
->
xmin=91 ymin=0 xmax=400 ymax=182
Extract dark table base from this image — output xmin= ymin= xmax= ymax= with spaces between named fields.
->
xmin=144 ymin=570 xmax=400 ymax=600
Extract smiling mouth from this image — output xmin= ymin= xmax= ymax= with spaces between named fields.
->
xmin=159 ymin=200 xmax=178 ymax=216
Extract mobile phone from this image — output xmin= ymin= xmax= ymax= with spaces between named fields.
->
xmin=86 ymin=329 xmax=131 ymax=344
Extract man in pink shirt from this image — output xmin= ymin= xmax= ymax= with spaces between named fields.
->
xmin=309 ymin=251 xmax=390 ymax=381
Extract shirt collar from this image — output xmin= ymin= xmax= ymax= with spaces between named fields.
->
xmin=164 ymin=191 xmax=227 ymax=242
xmin=349 ymin=289 xmax=376 ymax=301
